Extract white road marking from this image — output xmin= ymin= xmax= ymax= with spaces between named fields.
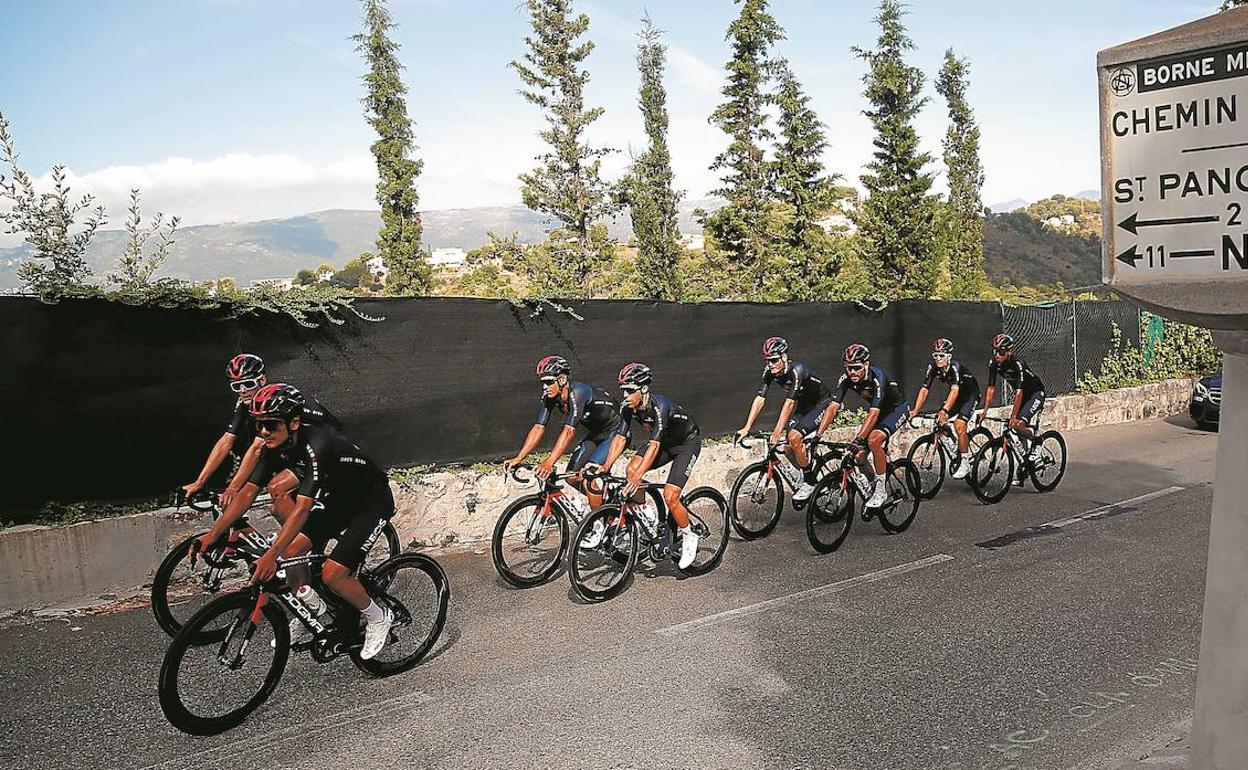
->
xmin=654 ymin=553 xmax=954 ymax=637
xmin=1043 ymin=486 xmax=1185 ymax=530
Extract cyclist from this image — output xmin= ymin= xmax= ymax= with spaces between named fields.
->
xmin=589 ymin=363 xmax=702 ymax=569
xmin=909 ymin=338 xmax=981 ymax=479
xmin=192 ymin=384 xmax=396 ymax=660
xmin=815 ymin=344 xmax=911 ymax=509
xmin=734 ymin=336 xmax=832 ymax=502
xmin=504 ymin=355 xmax=622 ymax=545
xmin=980 ymin=333 xmax=1046 ymax=475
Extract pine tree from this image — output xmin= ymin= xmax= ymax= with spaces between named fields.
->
xmin=623 ymin=14 xmax=683 ymax=301
xmin=354 ymin=0 xmax=429 ymax=295
xmin=1222 ymin=1 xmax=1246 ymax=11
xmin=936 ymin=49 xmax=987 ymax=299
xmin=706 ymin=0 xmax=784 ymax=292
xmin=511 ymin=0 xmax=617 ymax=292
xmin=853 ymin=0 xmax=939 ymax=298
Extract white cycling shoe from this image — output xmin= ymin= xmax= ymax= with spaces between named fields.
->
xmin=951 ymin=454 xmax=972 ymax=480
xmin=579 ymin=519 xmax=606 ymax=549
xmin=866 ymin=480 xmax=889 ymax=508
xmin=677 ymin=527 xmax=700 ymax=569
xmin=360 ymin=605 xmax=394 ymax=660
xmin=792 ymin=479 xmax=816 ymax=502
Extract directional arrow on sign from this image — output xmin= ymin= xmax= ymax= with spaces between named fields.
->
xmin=1116 ymin=244 xmax=1143 ymax=268
xmin=1118 ymin=212 xmax=1219 ymax=235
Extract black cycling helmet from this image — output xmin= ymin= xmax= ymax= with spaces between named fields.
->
xmin=762 ymin=336 xmax=788 ymax=358
xmin=843 ymin=343 xmax=870 ymax=365
xmin=249 ymin=383 xmax=305 ymax=421
xmin=617 ymin=362 xmax=653 ymax=388
xmin=932 ymin=338 xmax=954 ymax=355
xmin=535 ymin=355 xmax=570 ymax=378
xmin=992 ymin=333 xmax=1015 ymax=353
xmin=227 ymin=353 xmax=265 ymax=381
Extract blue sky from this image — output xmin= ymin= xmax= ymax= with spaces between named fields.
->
xmin=0 ymin=0 xmax=1225 ymax=232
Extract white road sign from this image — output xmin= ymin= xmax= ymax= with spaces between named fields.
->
xmin=1102 ymin=40 xmax=1248 ymax=283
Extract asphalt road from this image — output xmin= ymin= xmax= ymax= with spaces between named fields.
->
xmin=0 ymin=416 xmax=1218 ymax=770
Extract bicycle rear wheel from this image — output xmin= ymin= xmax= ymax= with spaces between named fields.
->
xmin=568 ymin=505 xmax=638 ymax=603
xmin=728 ymin=462 xmax=784 ymax=540
xmin=353 ymin=553 xmax=450 ymax=677
xmin=491 ymin=493 xmax=568 ymax=587
xmin=158 ymin=591 xmax=289 ymax=736
xmin=970 ymin=436 xmax=1014 ymax=504
xmin=806 ymin=473 xmax=856 ymax=554
xmin=679 ymin=487 xmax=729 ymax=576
xmin=905 ymin=435 xmax=946 ymax=500
xmin=876 ymin=460 xmax=921 ymax=533
xmin=1028 ymin=430 xmax=1068 ymax=492
xmin=151 ymin=533 xmax=252 ymax=638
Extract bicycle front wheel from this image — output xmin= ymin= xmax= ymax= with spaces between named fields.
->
xmin=568 ymin=505 xmax=638 ymax=603
xmin=679 ymin=487 xmax=729 ymax=576
xmin=970 ymin=436 xmax=1014 ymax=504
xmin=876 ymin=460 xmax=921 ymax=533
xmin=1028 ymin=430 xmax=1068 ymax=492
xmin=353 ymin=553 xmax=450 ymax=677
xmin=151 ymin=533 xmax=253 ymax=638
xmin=491 ymin=494 xmax=568 ymax=587
xmin=158 ymin=591 xmax=289 ymax=736
xmin=728 ymin=462 xmax=784 ymax=540
xmin=905 ymin=435 xmax=946 ymax=500
xmin=806 ymin=473 xmax=856 ymax=554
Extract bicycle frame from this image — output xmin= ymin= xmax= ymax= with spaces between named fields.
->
xmin=736 ymin=433 xmax=846 ymax=492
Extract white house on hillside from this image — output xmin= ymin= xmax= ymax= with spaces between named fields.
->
xmin=431 ymin=247 xmax=467 ymax=267
xmin=366 ymin=254 xmax=388 ymax=284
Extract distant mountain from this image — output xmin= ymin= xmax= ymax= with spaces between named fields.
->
xmin=988 ymin=198 xmax=1029 ymax=213
xmin=1072 ymin=189 xmax=1100 ymax=200
xmin=0 ymin=199 xmax=724 ymax=289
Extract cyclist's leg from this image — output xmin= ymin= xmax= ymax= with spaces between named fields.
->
xmin=662 ymin=437 xmax=701 ymax=529
xmin=787 ymin=399 xmax=829 ymax=478
xmin=321 ymin=485 xmax=395 ymax=610
xmin=1016 ymin=392 xmax=1045 ymax=443
xmin=953 ymin=395 xmax=977 ymax=452
xmin=566 ymin=435 xmax=608 ymax=508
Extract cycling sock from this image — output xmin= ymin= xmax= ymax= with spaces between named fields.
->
xmin=362 ymin=600 xmax=385 ymax=623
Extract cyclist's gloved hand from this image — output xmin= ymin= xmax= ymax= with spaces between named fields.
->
xmin=849 ymin=435 xmax=868 ymax=453
xmin=908 ymin=416 xmax=923 ymax=429
xmin=250 ymin=550 xmax=279 ymax=585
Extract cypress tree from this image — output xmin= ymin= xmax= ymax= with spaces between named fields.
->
xmin=354 ymin=0 xmax=429 ymax=295
xmin=624 ymin=14 xmax=683 ymax=301
xmin=853 ymin=0 xmax=939 ymax=298
xmin=936 ymin=49 xmax=987 ymax=299
xmin=706 ymin=0 xmax=784 ymax=292
xmin=511 ymin=0 xmax=616 ymax=291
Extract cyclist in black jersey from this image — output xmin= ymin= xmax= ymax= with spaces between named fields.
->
xmin=505 ymin=355 xmax=621 ymax=514
xmin=980 ymin=334 xmax=1046 ymax=459
xmin=588 ymin=363 xmax=702 ymax=569
xmin=193 ymin=384 xmax=396 ymax=660
xmin=815 ymin=343 xmax=912 ymax=509
xmin=910 ymin=338 xmax=981 ymax=479
xmin=734 ymin=336 xmax=832 ymax=502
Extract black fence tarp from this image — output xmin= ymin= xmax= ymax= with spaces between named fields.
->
xmin=1 ymin=296 xmax=1010 ymax=513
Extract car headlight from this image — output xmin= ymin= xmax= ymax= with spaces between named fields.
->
xmin=1195 ymin=382 xmax=1210 ymax=397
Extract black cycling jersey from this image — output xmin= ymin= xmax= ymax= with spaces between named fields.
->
xmin=987 ymin=355 xmax=1045 ymax=397
xmin=832 ymin=366 xmax=906 ymax=413
xmin=757 ymin=361 xmax=832 ymax=410
xmin=921 ymin=359 xmax=980 ymax=396
xmin=225 ymin=394 xmax=340 ymax=447
xmin=247 ymin=422 xmax=386 ymax=500
xmin=535 ymin=381 xmax=621 ymax=437
xmin=614 ymin=392 xmax=700 ymax=449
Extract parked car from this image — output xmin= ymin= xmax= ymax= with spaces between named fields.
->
xmin=1189 ymin=374 xmax=1222 ymax=430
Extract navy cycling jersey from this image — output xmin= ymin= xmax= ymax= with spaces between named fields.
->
xmin=757 ymin=361 xmax=832 ymax=409
xmin=615 ymin=392 xmax=700 ymax=449
xmin=535 ymin=381 xmax=621 ymax=437
xmin=921 ymin=359 xmax=979 ymax=396
xmin=987 ymin=355 xmax=1045 ymax=397
xmin=832 ymin=366 xmax=906 ymax=413
xmin=226 ymin=394 xmax=340 ymax=448
xmin=247 ymin=422 xmax=386 ymax=500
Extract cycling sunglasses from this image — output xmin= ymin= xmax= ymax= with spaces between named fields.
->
xmin=230 ymin=376 xmax=263 ymax=393
xmin=620 ymin=385 xmax=642 ymax=394
xmin=253 ymin=418 xmax=285 ymax=434
xmin=765 ymin=356 xmax=783 ymax=364
xmin=932 ymin=353 xmax=951 ymax=360
xmin=844 ymin=364 xmax=867 ymax=373
xmin=539 ymin=377 xmax=558 ymax=386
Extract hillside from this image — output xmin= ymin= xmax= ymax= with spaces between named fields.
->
xmin=983 ymin=211 xmax=1101 ymax=288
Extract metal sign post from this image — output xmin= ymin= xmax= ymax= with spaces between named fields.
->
xmin=1100 ymin=8 xmax=1248 ymax=768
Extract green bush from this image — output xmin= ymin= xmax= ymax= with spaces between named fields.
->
xmin=1077 ymin=313 xmax=1221 ymax=394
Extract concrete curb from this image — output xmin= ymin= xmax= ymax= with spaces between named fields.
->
xmin=0 ymin=377 xmax=1197 ymax=615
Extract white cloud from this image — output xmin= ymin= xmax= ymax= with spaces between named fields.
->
xmin=669 ymin=46 xmax=722 ymax=94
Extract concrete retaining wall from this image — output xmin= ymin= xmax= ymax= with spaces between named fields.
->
xmin=0 ymin=377 xmax=1197 ymax=615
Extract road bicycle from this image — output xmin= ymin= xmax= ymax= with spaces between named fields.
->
xmin=905 ymin=413 xmax=992 ymax=500
xmin=150 ymin=488 xmax=400 ymax=637
xmin=567 ymin=472 xmax=729 ymax=603
xmin=727 ymin=432 xmax=850 ymax=540
xmin=968 ymin=411 xmax=1068 ymax=505
xmin=158 ymin=543 xmax=448 ymax=735
xmin=804 ymin=437 xmax=921 ymax=554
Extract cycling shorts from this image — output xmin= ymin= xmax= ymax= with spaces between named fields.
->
xmin=304 ymin=483 xmax=395 ymax=572
xmin=652 ymin=433 xmax=702 ymax=489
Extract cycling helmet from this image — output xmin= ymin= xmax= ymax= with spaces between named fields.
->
xmin=932 ymin=338 xmax=954 ymax=355
xmin=843 ymin=343 xmax=870 ymax=365
xmin=992 ymin=333 xmax=1015 ymax=353
xmin=249 ymin=383 xmax=305 ymax=421
xmin=227 ymin=353 xmax=265 ymax=381
xmin=617 ymin=362 xmax=653 ymax=388
xmin=536 ymin=355 xmax=570 ymax=378
xmin=762 ymin=336 xmax=789 ymax=358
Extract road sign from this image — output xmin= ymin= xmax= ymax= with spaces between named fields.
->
xmin=1099 ymin=9 xmax=1248 ymax=329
